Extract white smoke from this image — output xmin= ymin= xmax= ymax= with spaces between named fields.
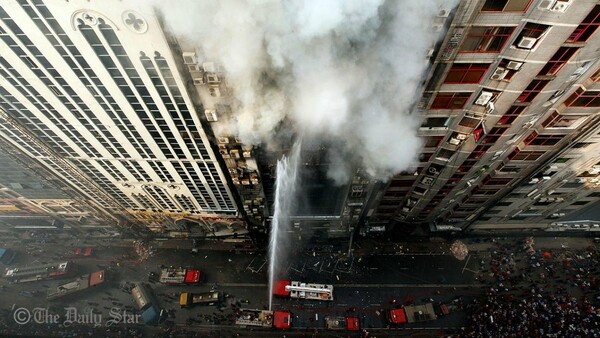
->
xmin=151 ymin=0 xmax=458 ymax=181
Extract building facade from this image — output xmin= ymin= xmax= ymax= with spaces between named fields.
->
xmin=0 ymin=0 xmax=245 ymax=237
xmin=0 ymin=133 xmax=115 ymax=235
xmin=369 ymin=0 xmax=600 ymax=233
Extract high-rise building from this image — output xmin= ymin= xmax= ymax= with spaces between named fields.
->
xmin=0 ymin=1 xmax=245 ymax=237
xmin=0 ymin=133 xmax=114 ymax=235
xmin=369 ymin=0 xmax=600 ymax=234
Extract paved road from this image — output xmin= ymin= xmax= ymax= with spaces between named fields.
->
xmin=0 ymin=236 xmax=595 ymax=337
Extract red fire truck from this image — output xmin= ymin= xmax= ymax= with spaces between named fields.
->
xmin=158 ymin=267 xmax=201 ymax=285
xmin=273 ymin=280 xmax=334 ymax=301
xmin=389 ymin=303 xmax=437 ymax=325
xmin=325 ymin=316 xmax=360 ymax=331
xmin=235 ymin=308 xmax=291 ymax=329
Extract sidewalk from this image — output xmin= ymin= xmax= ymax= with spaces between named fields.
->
xmin=351 ymin=236 xmax=595 ymax=256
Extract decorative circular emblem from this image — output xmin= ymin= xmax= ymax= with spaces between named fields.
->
xmin=81 ymin=12 xmax=98 ymax=25
xmin=122 ymin=11 xmax=147 ymax=33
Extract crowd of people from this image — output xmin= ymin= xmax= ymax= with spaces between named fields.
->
xmin=463 ymin=239 xmax=600 ymax=337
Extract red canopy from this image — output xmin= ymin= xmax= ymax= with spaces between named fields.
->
xmin=346 ymin=317 xmax=360 ymax=331
xmin=390 ymin=308 xmax=407 ymax=324
xmin=273 ymin=311 xmax=291 ymax=329
xmin=184 ymin=270 xmax=201 ymax=283
xmin=273 ymin=280 xmax=291 ymax=297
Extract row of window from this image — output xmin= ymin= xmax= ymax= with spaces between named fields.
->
xmin=18 ymin=0 xmax=156 ymax=160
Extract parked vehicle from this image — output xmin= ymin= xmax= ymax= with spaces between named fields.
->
xmin=179 ymin=291 xmax=220 ymax=307
xmin=272 ymin=280 xmax=334 ymax=301
xmin=235 ymin=308 xmax=291 ymax=329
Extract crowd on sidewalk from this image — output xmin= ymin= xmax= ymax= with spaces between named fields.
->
xmin=463 ymin=238 xmax=600 ymax=337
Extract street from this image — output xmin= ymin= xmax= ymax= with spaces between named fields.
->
xmin=0 ymin=236 xmax=597 ymax=337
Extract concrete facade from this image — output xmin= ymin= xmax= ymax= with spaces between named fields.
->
xmin=369 ymin=0 xmax=600 ymax=233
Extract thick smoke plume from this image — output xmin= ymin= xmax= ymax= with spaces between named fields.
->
xmin=153 ymin=0 xmax=458 ymax=181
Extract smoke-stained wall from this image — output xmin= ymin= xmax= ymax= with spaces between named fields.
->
xmin=153 ymin=0 xmax=459 ymax=183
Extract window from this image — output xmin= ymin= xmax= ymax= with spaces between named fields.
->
xmin=424 ymin=136 xmax=444 ymax=148
xmin=481 ymin=0 xmax=532 ymax=12
xmin=516 ymin=80 xmax=550 ymax=103
xmin=459 ymin=115 xmax=481 ymax=128
xmin=523 ymin=131 xmax=538 ymax=145
xmin=436 ymin=148 xmax=455 ymax=161
xmin=567 ymin=5 xmax=600 ymax=43
xmin=508 ymin=149 xmax=545 ymax=161
xmin=564 ymin=88 xmax=600 ymax=107
xmin=514 ymin=23 xmax=550 ymax=49
xmin=430 ymin=92 xmax=471 ymax=109
xmin=443 ymin=63 xmax=491 ymax=83
xmin=538 ymin=47 xmax=579 ymax=76
xmin=591 ymin=68 xmax=600 ymax=82
xmin=20 ymin=56 xmax=38 ymax=69
xmin=421 ymin=117 xmax=452 ymax=129
xmin=542 ymin=112 xmax=586 ymax=129
xmin=482 ymin=126 xmax=508 ymax=143
xmin=419 ymin=153 xmax=433 ymax=162
xmin=413 ymin=186 xmax=428 ymax=195
xmin=468 ymin=145 xmax=491 ymax=159
xmin=527 ymin=133 xmax=565 ymax=146
xmin=460 ymin=27 xmax=514 ymax=53
xmin=572 ymin=142 xmax=592 ymax=149
xmin=554 ymin=157 xmax=571 ymax=164
xmin=482 ymin=176 xmax=514 ymax=186
xmin=498 ymin=105 xmax=526 ymax=125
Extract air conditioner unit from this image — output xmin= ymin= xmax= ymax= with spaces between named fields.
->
xmin=182 ymin=52 xmax=196 ymax=65
xmin=551 ymin=0 xmax=571 ymax=13
xmin=428 ymin=167 xmax=439 ymax=175
xmin=187 ymin=64 xmax=200 ymax=72
xmin=456 ymin=133 xmax=468 ymax=140
xmin=538 ymin=0 xmax=556 ymax=10
xmin=421 ymin=177 xmax=435 ymax=185
xmin=448 ymin=137 xmax=461 ymax=145
xmin=517 ymin=37 xmax=537 ymax=49
xmin=490 ymin=67 xmax=508 ymax=80
xmin=193 ymin=77 xmax=205 ymax=86
xmin=217 ymin=137 xmax=229 ymax=144
xmin=475 ymin=91 xmax=493 ymax=106
xmin=206 ymin=74 xmax=220 ymax=84
xmin=433 ymin=24 xmax=444 ymax=32
xmin=208 ymin=86 xmax=221 ymax=97
xmin=506 ymin=61 xmax=523 ymax=70
xmin=205 ymin=109 xmax=217 ymax=122
xmin=437 ymin=9 xmax=450 ymax=18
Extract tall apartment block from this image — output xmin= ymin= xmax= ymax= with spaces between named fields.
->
xmin=0 ymin=1 xmax=245 ymax=237
xmin=368 ymin=0 xmax=600 ymax=234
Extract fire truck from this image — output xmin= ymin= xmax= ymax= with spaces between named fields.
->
xmin=273 ymin=280 xmax=334 ymax=301
xmin=4 ymin=261 xmax=71 ymax=283
xmin=388 ymin=303 xmax=438 ymax=325
xmin=325 ymin=316 xmax=360 ymax=331
xmin=47 ymin=270 xmax=104 ymax=300
xmin=158 ymin=267 xmax=201 ymax=285
xmin=235 ymin=308 xmax=291 ymax=329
